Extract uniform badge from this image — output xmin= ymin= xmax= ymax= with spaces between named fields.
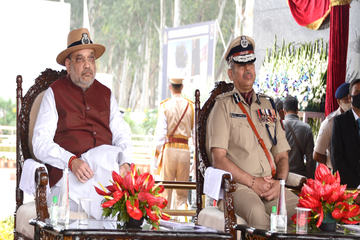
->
xmin=240 ymin=36 xmax=248 ymax=48
xmin=257 ymin=109 xmax=277 ymax=123
xmin=81 ymin=33 xmax=90 ymax=44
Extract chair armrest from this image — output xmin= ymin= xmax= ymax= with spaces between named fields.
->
xmin=286 ymin=172 xmax=306 ymax=192
xmin=35 ymin=167 xmax=49 ymax=221
xmin=221 ymin=173 xmax=237 ymax=240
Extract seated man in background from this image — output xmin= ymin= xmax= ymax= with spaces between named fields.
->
xmin=313 ymin=83 xmax=350 ymax=171
xmin=274 ymin=98 xmax=285 ymax=120
xmin=32 ymin=28 xmax=133 ymax=219
xmin=331 ymin=79 xmax=360 ymax=191
xmin=283 ymin=95 xmax=316 ymax=179
xmin=207 ymin=35 xmax=298 ymax=226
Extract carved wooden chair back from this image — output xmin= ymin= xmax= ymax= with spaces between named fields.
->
xmin=15 ymin=68 xmax=67 ymax=240
xmin=194 ymin=81 xmax=237 ymax=238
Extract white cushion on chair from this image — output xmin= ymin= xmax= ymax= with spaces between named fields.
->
xmin=198 ymin=206 xmax=247 ymax=240
xmin=16 ymin=201 xmax=36 ymax=239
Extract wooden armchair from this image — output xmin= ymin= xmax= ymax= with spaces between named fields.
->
xmin=194 ymin=81 xmax=240 ymax=240
xmin=15 ymin=68 xmax=67 ymax=240
xmin=193 ymin=81 xmax=306 ymax=240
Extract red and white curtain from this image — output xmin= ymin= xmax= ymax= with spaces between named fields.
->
xmin=287 ymin=0 xmax=351 ymax=116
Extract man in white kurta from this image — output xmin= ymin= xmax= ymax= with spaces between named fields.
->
xmin=31 ymin=28 xmax=133 ymax=219
xmin=152 ymin=78 xmax=195 ymax=209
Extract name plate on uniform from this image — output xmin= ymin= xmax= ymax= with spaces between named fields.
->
xmin=231 ymin=113 xmax=246 ymax=119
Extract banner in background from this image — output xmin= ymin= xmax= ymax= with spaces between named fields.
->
xmin=162 ymin=21 xmax=216 ymax=100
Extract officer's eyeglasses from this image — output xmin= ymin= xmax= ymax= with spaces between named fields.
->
xmin=70 ymin=56 xmax=96 ymax=64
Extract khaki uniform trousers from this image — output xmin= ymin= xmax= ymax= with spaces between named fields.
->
xmin=160 ymin=147 xmax=190 ymax=209
xmin=219 ymin=184 xmax=298 ymax=226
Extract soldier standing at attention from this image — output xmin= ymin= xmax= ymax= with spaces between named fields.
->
xmin=152 ymin=78 xmax=195 ymax=210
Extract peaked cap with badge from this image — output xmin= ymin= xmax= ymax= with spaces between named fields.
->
xmin=56 ymin=28 xmax=106 ymax=66
xmin=225 ymin=35 xmax=256 ymax=65
xmin=170 ymin=78 xmax=184 ymax=85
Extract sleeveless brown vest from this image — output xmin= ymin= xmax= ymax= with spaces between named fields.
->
xmin=46 ymin=75 xmax=112 ymax=187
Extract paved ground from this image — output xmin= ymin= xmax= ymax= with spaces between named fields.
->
xmin=0 ymin=168 xmax=33 ymax=221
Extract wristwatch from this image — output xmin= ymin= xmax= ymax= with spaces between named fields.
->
xmin=277 ymin=178 xmax=283 ymax=181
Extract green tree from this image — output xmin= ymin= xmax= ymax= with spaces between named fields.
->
xmin=0 ymin=98 xmax=16 ymax=127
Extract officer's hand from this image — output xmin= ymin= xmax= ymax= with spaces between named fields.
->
xmin=119 ymin=163 xmax=130 ymax=177
xmin=252 ymin=177 xmax=271 ymax=196
xmin=260 ymin=178 xmax=280 ymax=201
xmin=72 ymin=158 xmax=94 ymax=183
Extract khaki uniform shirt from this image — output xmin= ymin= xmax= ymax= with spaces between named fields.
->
xmin=314 ymin=108 xmax=341 ymax=169
xmin=207 ymin=87 xmax=290 ymax=177
xmin=152 ymin=94 xmax=195 ymax=167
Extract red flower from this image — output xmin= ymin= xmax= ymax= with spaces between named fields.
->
xmin=315 ymin=163 xmax=331 ymax=182
xmin=94 ymin=186 xmax=109 ymax=196
xmin=138 ymin=192 xmax=162 ymax=208
xmin=95 ymin=164 xmax=168 ymax=230
xmin=136 ymin=172 xmax=155 ymax=192
xmin=126 ymin=199 xmax=143 ymax=220
xmin=161 ymin=212 xmax=170 ymax=221
xmin=112 ymin=171 xmax=123 ymax=185
xmin=123 ymin=173 xmax=135 ymax=195
xmin=155 ymin=185 xmax=165 ymax=194
xmin=145 ymin=206 xmax=159 ymax=221
xmin=292 ymin=164 xmax=360 ymax=228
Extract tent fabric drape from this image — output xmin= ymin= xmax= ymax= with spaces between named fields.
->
xmin=325 ymin=4 xmax=350 ymax=116
xmin=287 ymin=0 xmax=331 ymax=30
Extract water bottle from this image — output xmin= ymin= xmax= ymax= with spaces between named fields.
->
xmin=57 ymin=168 xmax=70 ymax=225
xmin=50 ymin=196 xmax=59 ymax=225
xmin=276 ymin=179 xmax=287 ymax=233
xmin=270 ymin=206 xmax=277 ymax=232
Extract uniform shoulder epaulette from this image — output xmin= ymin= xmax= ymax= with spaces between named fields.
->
xmin=216 ymin=91 xmax=233 ymax=100
xmin=184 ymin=98 xmax=194 ymax=104
xmin=160 ymin=98 xmax=170 ymax=105
xmin=258 ymin=93 xmax=272 ymax=100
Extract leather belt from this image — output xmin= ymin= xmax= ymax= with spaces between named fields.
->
xmin=165 ymin=137 xmax=188 ymax=145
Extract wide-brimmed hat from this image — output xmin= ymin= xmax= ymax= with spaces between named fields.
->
xmin=56 ymin=28 xmax=106 ymax=66
xmin=225 ymin=35 xmax=256 ymax=65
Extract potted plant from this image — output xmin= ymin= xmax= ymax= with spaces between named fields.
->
xmin=94 ymin=163 xmax=169 ymax=229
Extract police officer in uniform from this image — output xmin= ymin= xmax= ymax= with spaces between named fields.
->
xmin=152 ymin=78 xmax=195 ymax=209
xmin=207 ymin=36 xmax=298 ymax=226
xmin=313 ymin=82 xmax=351 ymax=170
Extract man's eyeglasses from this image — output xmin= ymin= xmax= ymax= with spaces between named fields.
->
xmin=72 ymin=56 xmax=96 ymax=64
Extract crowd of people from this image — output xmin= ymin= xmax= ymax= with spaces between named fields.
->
xmin=22 ymin=27 xmax=360 ymax=227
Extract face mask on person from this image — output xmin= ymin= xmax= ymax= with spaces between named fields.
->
xmin=351 ymin=94 xmax=360 ymax=109
xmin=339 ymin=101 xmax=351 ymax=112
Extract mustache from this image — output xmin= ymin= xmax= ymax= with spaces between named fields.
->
xmin=243 ymin=71 xmax=253 ymax=78
xmin=82 ymin=69 xmax=93 ymax=76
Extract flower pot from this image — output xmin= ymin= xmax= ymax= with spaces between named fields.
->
xmin=124 ymin=216 xmax=144 ymax=229
xmin=319 ymin=212 xmax=336 ymax=231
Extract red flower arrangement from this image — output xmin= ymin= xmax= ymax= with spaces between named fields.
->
xmin=94 ymin=163 xmax=170 ymax=229
xmin=291 ymin=164 xmax=360 ymax=229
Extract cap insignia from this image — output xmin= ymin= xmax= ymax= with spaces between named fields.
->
xmin=81 ymin=33 xmax=91 ymax=45
xmin=240 ymin=36 xmax=248 ymax=48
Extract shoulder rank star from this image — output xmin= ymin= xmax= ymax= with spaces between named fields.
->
xmin=257 ymin=109 xmax=277 ymax=123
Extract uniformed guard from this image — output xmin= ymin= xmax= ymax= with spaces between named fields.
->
xmin=207 ymin=35 xmax=299 ymax=226
xmin=152 ymin=77 xmax=195 ymax=210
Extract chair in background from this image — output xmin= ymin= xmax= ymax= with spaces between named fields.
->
xmin=15 ymin=68 xmax=67 ymax=240
xmin=193 ymin=81 xmax=307 ymax=240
